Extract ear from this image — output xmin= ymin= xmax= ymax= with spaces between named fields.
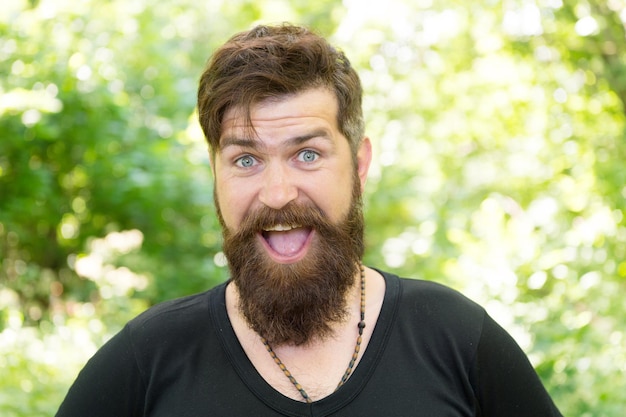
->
xmin=356 ymin=137 xmax=372 ymax=192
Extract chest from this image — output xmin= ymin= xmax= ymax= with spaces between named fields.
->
xmin=143 ymin=284 xmax=479 ymax=417
xmin=236 ymin=322 xmax=371 ymax=402
xmin=144 ymin=338 xmax=478 ymax=417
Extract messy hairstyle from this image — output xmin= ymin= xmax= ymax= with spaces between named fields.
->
xmin=197 ymin=23 xmax=364 ymax=156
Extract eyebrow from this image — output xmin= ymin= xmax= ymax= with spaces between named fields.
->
xmin=220 ymin=129 xmax=332 ymax=151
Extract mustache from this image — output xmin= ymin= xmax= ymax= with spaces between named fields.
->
xmin=224 ymin=202 xmax=332 ymax=240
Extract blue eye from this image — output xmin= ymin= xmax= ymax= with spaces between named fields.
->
xmin=299 ymin=150 xmax=319 ymax=162
xmin=236 ymin=155 xmax=255 ymax=167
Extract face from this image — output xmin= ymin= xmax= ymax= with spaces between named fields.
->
xmin=213 ymin=88 xmax=371 ymax=250
xmin=212 ymin=88 xmax=372 ymax=346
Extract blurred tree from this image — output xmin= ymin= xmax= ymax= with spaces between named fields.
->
xmin=344 ymin=1 xmax=626 ymax=416
xmin=0 ymin=1 xmax=345 ymax=415
xmin=0 ymin=0 xmax=624 ymax=416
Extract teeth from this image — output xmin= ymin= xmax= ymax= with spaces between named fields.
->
xmin=264 ymin=224 xmax=300 ymax=232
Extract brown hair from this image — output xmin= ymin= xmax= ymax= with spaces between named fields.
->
xmin=197 ymin=23 xmax=364 ymax=155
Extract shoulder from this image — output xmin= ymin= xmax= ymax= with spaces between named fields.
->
xmin=378 ymin=269 xmax=486 ymax=338
xmin=126 ymin=282 xmax=227 ymax=339
xmin=399 ymin=276 xmax=482 ymax=313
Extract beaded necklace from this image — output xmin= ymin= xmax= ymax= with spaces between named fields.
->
xmin=260 ymin=264 xmax=366 ymax=403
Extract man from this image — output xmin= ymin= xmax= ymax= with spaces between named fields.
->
xmin=57 ymin=23 xmax=563 ymax=416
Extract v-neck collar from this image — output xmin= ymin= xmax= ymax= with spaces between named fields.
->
xmin=209 ymin=270 xmax=401 ymax=417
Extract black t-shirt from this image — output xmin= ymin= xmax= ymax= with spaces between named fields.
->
xmin=56 ymin=270 xmax=563 ymax=416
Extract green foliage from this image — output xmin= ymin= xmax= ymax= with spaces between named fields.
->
xmin=1 ymin=0 xmax=625 ymax=416
xmin=350 ymin=2 xmax=626 ymax=416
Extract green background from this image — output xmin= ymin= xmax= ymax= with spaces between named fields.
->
xmin=1 ymin=0 xmax=625 ymax=415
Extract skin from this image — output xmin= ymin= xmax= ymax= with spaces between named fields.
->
xmin=211 ymin=87 xmax=386 ymax=401
xmin=212 ymin=88 xmax=372 ymax=262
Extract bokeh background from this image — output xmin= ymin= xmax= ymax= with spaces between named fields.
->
xmin=1 ymin=0 xmax=625 ymax=415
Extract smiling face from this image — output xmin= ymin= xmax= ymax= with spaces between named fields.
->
xmin=213 ymin=88 xmax=371 ymax=263
xmin=212 ymin=88 xmax=372 ymax=345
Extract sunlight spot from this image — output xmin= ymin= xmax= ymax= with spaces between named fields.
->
xmin=553 ymin=88 xmax=567 ymax=103
xmin=21 ymin=109 xmax=41 ymax=127
xmin=76 ymin=65 xmax=92 ymax=81
xmin=552 ymin=264 xmax=569 ymax=280
xmin=503 ymin=4 xmax=543 ymax=36
xmin=214 ymin=251 xmax=228 ymax=267
xmin=104 ymin=229 xmax=144 ymax=254
xmin=580 ymin=271 xmax=600 ymax=290
xmin=382 ymin=237 xmax=408 ymax=268
xmin=59 ymin=214 xmax=80 ymax=240
xmin=75 ymin=254 xmax=103 ymax=280
xmin=11 ymin=59 xmax=25 ymax=75
xmin=575 ymin=16 xmax=599 ymax=37
xmin=527 ymin=271 xmax=547 ymax=290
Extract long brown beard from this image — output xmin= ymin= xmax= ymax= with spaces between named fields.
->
xmin=216 ymin=177 xmax=364 ymax=346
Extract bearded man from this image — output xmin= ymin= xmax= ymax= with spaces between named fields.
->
xmin=57 ymin=23 xmax=563 ymax=416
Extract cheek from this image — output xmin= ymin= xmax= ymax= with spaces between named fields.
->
xmin=311 ymin=174 xmax=354 ymax=220
xmin=215 ymin=184 xmax=240 ymax=228
xmin=215 ymin=180 xmax=259 ymax=229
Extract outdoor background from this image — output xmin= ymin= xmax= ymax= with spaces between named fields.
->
xmin=1 ymin=0 xmax=625 ymax=415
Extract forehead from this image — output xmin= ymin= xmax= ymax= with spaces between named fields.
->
xmin=220 ymin=88 xmax=339 ymax=141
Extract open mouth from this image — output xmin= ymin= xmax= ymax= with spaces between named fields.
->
xmin=260 ymin=223 xmax=313 ymax=261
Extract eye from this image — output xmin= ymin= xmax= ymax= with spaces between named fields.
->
xmin=235 ymin=155 xmax=256 ymax=168
xmin=298 ymin=149 xmax=319 ymax=163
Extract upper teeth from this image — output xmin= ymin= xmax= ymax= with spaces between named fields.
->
xmin=264 ymin=224 xmax=299 ymax=232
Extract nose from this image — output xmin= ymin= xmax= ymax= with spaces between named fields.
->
xmin=258 ymin=163 xmax=298 ymax=210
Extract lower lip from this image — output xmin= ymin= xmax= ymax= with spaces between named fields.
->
xmin=257 ymin=229 xmax=314 ymax=264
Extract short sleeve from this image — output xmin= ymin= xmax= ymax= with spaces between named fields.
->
xmin=55 ymin=325 xmax=146 ymax=417
xmin=475 ymin=314 xmax=563 ymax=417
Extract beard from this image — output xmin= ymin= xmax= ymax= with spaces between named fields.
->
xmin=216 ymin=174 xmax=365 ymax=347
